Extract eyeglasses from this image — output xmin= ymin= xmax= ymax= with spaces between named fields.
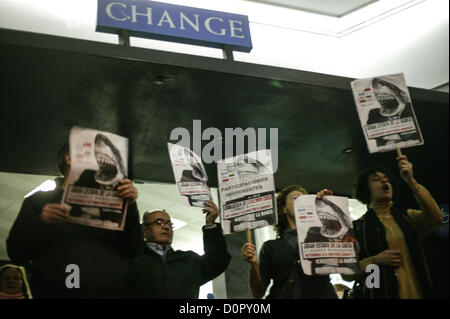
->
xmin=143 ymin=218 xmax=174 ymax=229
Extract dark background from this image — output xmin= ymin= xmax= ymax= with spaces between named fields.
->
xmin=0 ymin=29 xmax=448 ymax=298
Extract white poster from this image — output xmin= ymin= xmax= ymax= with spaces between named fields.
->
xmin=218 ymin=149 xmax=277 ymax=235
xmin=167 ymin=142 xmax=212 ymax=207
xmin=294 ymin=195 xmax=359 ymax=276
xmin=351 ymin=73 xmax=424 ymax=153
xmin=61 ymin=127 xmax=129 ymax=231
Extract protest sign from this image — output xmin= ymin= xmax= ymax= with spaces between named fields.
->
xmin=295 ymin=195 xmax=359 ymax=275
xmin=218 ymin=149 xmax=277 ymax=235
xmin=61 ymin=127 xmax=129 ymax=231
xmin=168 ymin=142 xmax=212 ymax=208
xmin=351 ymin=73 xmax=424 ymax=153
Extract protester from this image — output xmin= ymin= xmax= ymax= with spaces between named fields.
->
xmin=127 ymin=200 xmax=231 ymax=298
xmin=6 ymin=144 xmax=142 ymax=298
xmin=343 ymin=155 xmax=442 ymax=298
xmin=0 ymin=264 xmax=32 ymax=299
xmin=241 ymin=186 xmax=338 ymax=299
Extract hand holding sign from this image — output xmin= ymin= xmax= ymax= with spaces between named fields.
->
xmin=117 ymin=179 xmax=138 ymax=205
xmin=41 ymin=203 xmax=70 ymax=225
xmin=202 ymin=200 xmax=220 ymax=226
xmin=316 ymin=188 xmax=333 ymax=199
xmin=241 ymin=242 xmax=257 ymax=265
xmin=396 ymin=154 xmax=418 ymax=191
xmin=396 ymin=148 xmax=409 ymax=180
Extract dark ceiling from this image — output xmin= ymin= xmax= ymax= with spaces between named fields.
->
xmin=0 ymin=29 xmax=448 ymax=207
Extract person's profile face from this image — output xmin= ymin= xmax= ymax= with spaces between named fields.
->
xmin=373 ymin=81 xmax=402 ymax=114
xmin=285 ymin=190 xmax=304 ymax=218
xmin=317 ymin=200 xmax=348 ymax=239
xmin=0 ymin=268 xmax=23 ymax=295
xmin=143 ymin=211 xmax=173 ymax=246
xmin=94 ymin=138 xmax=121 ymax=184
xmin=368 ymin=171 xmax=392 ymax=203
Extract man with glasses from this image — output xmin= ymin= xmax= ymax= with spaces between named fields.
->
xmin=127 ymin=200 xmax=231 ymax=298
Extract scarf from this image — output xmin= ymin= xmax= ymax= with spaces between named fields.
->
xmin=0 ymin=291 xmax=25 ymax=299
xmin=282 ymin=229 xmax=299 ymax=252
xmin=353 ymin=205 xmax=433 ymax=298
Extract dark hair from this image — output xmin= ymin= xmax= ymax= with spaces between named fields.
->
xmin=354 ymin=166 xmax=397 ymax=205
xmin=275 ymin=185 xmax=308 ymax=236
xmin=0 ymin=264 xmax=32 ymax=299
xmin=95 ymin=133 xmax=126 ymax=176
xmin=56 ymin=143 xmax=70 ymax=176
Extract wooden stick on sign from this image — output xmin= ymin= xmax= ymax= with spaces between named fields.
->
xmin=396 ymin=148 xmax=410 ymax=179
xmin=247 ymin=229 xmax=252 ymax=243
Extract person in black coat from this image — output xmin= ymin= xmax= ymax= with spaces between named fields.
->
xmin=241 ymin=186 xmax=338 ymax=299
xmin=6 ymin=144 xmax=142 ymax=298
xmin=127 ymin=201 xmax=231 ymax=298
xmin=343 ymin=156 xmax=442 ymax=299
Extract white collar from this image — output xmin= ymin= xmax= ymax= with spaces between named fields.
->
xmin=146 ymin=242 xmax=171 ymax=256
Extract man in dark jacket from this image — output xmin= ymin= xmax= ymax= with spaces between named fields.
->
xmin=6 ymin=144 xmax=142 ymax=298
xmin=127 ymin=201 xmax=231 ymax=298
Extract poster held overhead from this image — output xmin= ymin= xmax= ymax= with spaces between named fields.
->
xmin=167 ymin=142 xmax=212 ymax=208
xmin=218 ymin=149 xmax=277 ymax=235
xmin=61 ymin=126 xmax=129 ymax=231
xmin=351 ymin=73 xmax=424 ymax=154
xmin=294 ymin=195 xmax=360 ymax=276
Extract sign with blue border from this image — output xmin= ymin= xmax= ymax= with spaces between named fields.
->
xmin=96 ymin=0 xmax=253 ymax=52
xmin=434 ymin=203 xmax=448 ymax=238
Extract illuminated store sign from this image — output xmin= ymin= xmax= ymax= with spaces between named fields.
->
xmin=97 ymin=0 xmax=253 ymax=52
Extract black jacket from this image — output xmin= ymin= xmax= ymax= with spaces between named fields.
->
xmin=259 ymin=234 xmax=338 ymax=299
xmin=127 ymin=224 xmax=231 ymax=298
xmin=352 ymin=207 xmax=433 ymax=299
xmin=6 ymin=179 xmax=142 ymax=298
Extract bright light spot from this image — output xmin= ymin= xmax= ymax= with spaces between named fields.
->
xmin=330 ymin=273 xmax=354 ymax=288
xmin=171 ymin=217 xmax=187 ymax=230
xmin=349 ymin=198 xmax=367 ymax=220
xmin=24 ymin=179 xmax=56 ymax=198
xmin=199 ymin=280 xmax=213 ymax=299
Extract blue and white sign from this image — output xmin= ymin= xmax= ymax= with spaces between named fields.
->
xmin=434 ymin=203 xmax=448 ymax=238
xmin=97 ymin=0 xmax=253 ymax=52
